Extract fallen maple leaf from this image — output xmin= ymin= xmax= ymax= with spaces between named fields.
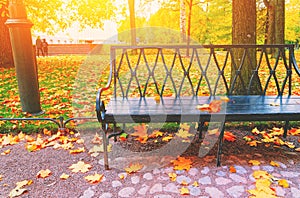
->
xmin=179 ymin=187 xmax=190 ymax=195
xmin=1 ymin=149 xmax=11 ymax=155
xmin=168 ymin=172 xmax=177 ymax=181
xmin=162 ymin=135 xmax=173 ymax=142
xmin=192 ymin=181 xmax=199 ymax=187
xmin=60 ymin=173 xmax=70 ymax=180
xmin=176 ymin=128 xmax=193 ymax=139
xmin=229 ymin=166 xmax=236 ymax=173
xmin=37 ymin=169 xmax=51 ymax=178
xmin=69 ymin=147 xmax=85 ymax=154
xmin=223 ymin=131 xmax=236 ymax=142
xmin=124 ymin=163 xmax=143 ymax=174
xmin=171 ymin=156 xmax=192 ymax=171
xmin=278 ymin=179 xmax=289 ymax=188
xmin=270 ymin=161 xmax=280 ymax=167
xmin=69 ymin=161 xmax=92 ymax=173
xmin=131 ymin=124 xmax=148 ymax=137
xmin=91 ymin=133 xmax=102 ymax=144
xmin=148 ymin=130 xmax=164 ymax=138
xmin=84 ymin=173 xmax=104 ymax=184
xmin=9 ymin=187 xmax=28 ymax=198
xmin=196 ymin=100 xmax=223 ymax=113
xmin=249 ymin=160 xmax=261 ymax=166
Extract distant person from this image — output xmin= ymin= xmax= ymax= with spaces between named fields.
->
xmin=296 ymin=39 xmax=299 ymax=49
xmin=36 ymin=36 xmax=44 ymax=56
xmin=42 ymin=39 xmax=49 ymax=56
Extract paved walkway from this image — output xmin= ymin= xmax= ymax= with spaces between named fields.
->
xmin=79 ymin=155 xmax=300 ymax=198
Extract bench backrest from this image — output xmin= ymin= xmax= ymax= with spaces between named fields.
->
xmin=107 ymin=44 xmax=300 ymax=98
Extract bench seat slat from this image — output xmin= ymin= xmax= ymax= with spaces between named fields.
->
xmin=104 ymin=96 xmax=300 ymax=123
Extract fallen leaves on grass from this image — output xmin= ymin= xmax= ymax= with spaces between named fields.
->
xmin=69 ymin=161 xmax=92 ymax=173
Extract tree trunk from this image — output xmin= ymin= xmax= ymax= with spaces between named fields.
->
xmin=186 ymin=0 xmax=193 ymax=57
xmin=128 ymin=0 xmax=137 ymax=46
xmin=180 ymin=0 xmax=186 ymax=43
xmin=275 ymin=0 xmax=285 ymax=44
xmin=232 ymin=0 xmax=260 ymax=95
xmin=0 ymin=1 xmax=14 ymax=68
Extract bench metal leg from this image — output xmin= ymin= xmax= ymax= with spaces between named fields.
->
xmin=197 ymin=121 xmax=205 ymax=139
xmin=101 ymin=123 xmax=110 ymax=170
xmin=283 ymin=120 xmax=289 ymax=138
xmin=217 ymin=121 xmax=226 ymax=167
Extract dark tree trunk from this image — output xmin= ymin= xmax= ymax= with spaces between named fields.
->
xmin=275 ymin=0 xmax=285 ymax=45
xmin=232 ymin=0 xmax=261 ymax=95
xmin=0 ymin=1 xmax=14 ymax=68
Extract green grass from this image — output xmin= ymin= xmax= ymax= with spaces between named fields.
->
xmin=0 ymin=51 xmax=300 ymax=134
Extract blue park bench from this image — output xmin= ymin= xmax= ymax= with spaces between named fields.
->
xmin=96 ymin=44 xmax=300 ymax=170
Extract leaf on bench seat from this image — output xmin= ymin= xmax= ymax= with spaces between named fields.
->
xmin=196 ymin=100 xmax=223 ymax=113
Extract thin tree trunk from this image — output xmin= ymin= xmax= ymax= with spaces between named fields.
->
xmin=180 ymin=0 xmax=186 ymax=43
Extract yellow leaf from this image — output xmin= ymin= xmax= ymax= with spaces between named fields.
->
xmin=84 ymin=173 xmax=104 ymax=184
xmin=119 ymin=174 xmax=125 ymax=180
xmin=252 ymin=127 xmax=261 ymax=135
xmin=208 ymin=128 xmax=219 ymax=135
xmin=179 ymin=187 xmax=190 ymax=195
xmin=220 ymin=96 xmax=230 ymax=102
xmin=154 ymin=95 xmax=160 ymax=104
xmin=0 ymin=175 xmax=2 ymax=181
xmin=36 ymin=169 xmax=51 ymax=178
xmin=181 ymin=180 xmax=189 ymax=186
xmin=252 ymin=170 xmax=272 ymax=179
xmin=60 ymin=173 xmax=70 ymax=180
xmin=176 ymin=128 xmax=193 ymax=139
xmin=162 ymin=135 xmax=173 ymax=142
xmin=278 ymin=179 xmax=289 ymax=188
xmin=69 ymin=147 xmax=85 ymax=154
xmin=15 ymin=180 xmax=30 ymax=188
xmin=192 ymin=181 xmax=199 ymax=187
xmin=69 ymin=161 xmax=92 ymax=173
xmin=148 ymin=130 xmax=164 ymax=138
xmin=247 ymin=140 xmax=260 ymax=147
xmin=248 ymin=160 xmax=261 ymax=166
xmin=168 ymin=172 xmax=177 ymax=181
xmin=270 ymin=161 xmax=280 ymax=167
xmin=124 ymin=163 xmax=143 ymax=174
xmin=1 ymin=149 xmax=11 ymax=155
xmin=9 ymin=188 xmax=27 ymax=198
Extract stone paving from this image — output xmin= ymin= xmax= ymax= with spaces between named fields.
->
xmin=79 ymin=157 xmax=300 ymax=198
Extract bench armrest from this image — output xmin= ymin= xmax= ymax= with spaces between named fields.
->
xmin=291 ymin=47 xmax=300 ymax=76
xmin=96 ymin=61 xmax=113 ymax=122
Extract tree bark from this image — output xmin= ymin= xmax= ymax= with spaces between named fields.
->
xmin=232 ymin=0 xmax=261 ymax=95
xmin=0 ymin=0 xmax=14 ymax=68
xmin=275 ymin=0 xmax=285 ymax=44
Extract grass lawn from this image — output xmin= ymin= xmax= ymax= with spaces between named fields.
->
xmin=0 ymin=50 xmax=300 ymax=134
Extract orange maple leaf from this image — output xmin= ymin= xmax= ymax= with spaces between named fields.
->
xmin=131 ymin=124 xmax=148 ymax=137
xmin=223 ymin=131 xmax=236 ymax=142
xmin=171 ymin=156 xmax=192 ymax=171
xmin=36 ymin=169 xmax=51 ymax=178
